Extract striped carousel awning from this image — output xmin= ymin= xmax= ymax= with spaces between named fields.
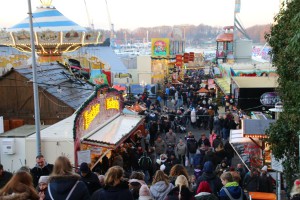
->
xmin=8 ymin=7 xmax=86 ymax=32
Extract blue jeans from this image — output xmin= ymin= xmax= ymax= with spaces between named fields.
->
xmin=188 ymin=153 xmax=195 ymax=165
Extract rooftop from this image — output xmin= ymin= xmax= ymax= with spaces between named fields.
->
xmin=231 ymin=76 xmax=278 ymax=88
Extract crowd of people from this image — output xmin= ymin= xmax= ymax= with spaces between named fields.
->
xmin=0 ymin=69 xmax=296 ymax=200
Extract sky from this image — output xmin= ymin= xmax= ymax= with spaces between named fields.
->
xmin=0 ymin=0 xmax=280 ymax=31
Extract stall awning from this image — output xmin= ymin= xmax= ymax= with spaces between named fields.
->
xmin=82 ymin=114 xmax=144 ymax=148
xmin=242 ymin=119 xmax=275 ymax=138
xmin=231 ymin=77 xmax=278 ymax=88
xmin=215 ymin=77 xmax=230 ymax=95
xmin=229 ymin=129 xmax=262 ymax=171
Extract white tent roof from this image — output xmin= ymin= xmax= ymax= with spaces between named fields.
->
xmin=27 ymin=115 xmax=75 ymax=141
xmin=85 ymin=114 xmax=143 ymax=145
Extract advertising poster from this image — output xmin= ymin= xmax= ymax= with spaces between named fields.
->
xmin=89 ymin=69 xmax=108 ymax=85
xmin=151 ymin=38 xmax=170 ymax=56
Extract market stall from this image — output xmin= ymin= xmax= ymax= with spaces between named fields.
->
xmin=73 ymin=85 xmax=145 ymax=168
xmin=229 ymin=118 xmax=276 ymax=170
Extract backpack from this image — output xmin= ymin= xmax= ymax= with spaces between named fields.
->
xmin=138 ymin=155 xmax=152 ymax=170
xmin=188 ymin=139 xmax=198 ymax=154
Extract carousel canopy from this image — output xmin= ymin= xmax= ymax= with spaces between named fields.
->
xmin=8 ymin=7 xmax=86 ymax=32
xmin=0 ymin=2 xmax=102 ymax=56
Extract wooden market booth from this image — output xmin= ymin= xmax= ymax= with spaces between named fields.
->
xmin=73 ymin=85 xmax=145 ymax=169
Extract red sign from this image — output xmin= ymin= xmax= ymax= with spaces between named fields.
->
xmin=189 ymin=52 xmax=195 ymax=61
xmin=183 ymin=53 xmax=189 ymax=63
xmin=176 ymin=54 xmax=183 ymax=66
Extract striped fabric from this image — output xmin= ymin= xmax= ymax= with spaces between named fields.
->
xmin=8 ymin=7 xmax=86 ymax=32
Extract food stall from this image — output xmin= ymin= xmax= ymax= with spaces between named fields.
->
xmin=73 ymin=85 xmax=145 ymax=168
xmin=229 ymin=119 xmax=275 ymax=170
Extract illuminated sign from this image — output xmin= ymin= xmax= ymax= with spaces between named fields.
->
xmin=106 ymin=97 xmax=120 ymax=110
xmin=83 ymin=104 xmax=100 ymax=130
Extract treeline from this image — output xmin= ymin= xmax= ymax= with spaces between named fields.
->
xmin=98 ymin=24 xmax=271 ymax=45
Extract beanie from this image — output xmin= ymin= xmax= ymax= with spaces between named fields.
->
xmin=38 ymin=176 xmax=49 ymax=184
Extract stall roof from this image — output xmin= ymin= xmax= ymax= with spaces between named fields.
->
xmin=0 ymin=125 xmax=49 ymax=138
xmin=243 ymin=119 xmax=276 ymax=135
xmin=85 ymin=114 xmax=143 ymax=146
xmin=232 ymin=77 xmax=278 ymax=88
xmin=215 ymin=77 xmax=230 ymax=95
xmin=14 ymin=64 xmax=94 ymax=110
xmin=27 ymin=115 xmax=75 ymax=140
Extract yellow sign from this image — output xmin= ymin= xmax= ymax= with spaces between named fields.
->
xmin=106 ymin=97 xmax=119 ymax=110
xmin=83 ymin=104 xmax=100 ymax=130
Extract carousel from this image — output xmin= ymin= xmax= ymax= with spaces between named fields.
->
xmin=0 ymin=0 xmax=103 ymax=57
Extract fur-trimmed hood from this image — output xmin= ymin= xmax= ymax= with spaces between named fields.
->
xmin=0 ymin=192 xmax=30 ymax=200
xmin=0 ymin=183 xmax=38 ymax=200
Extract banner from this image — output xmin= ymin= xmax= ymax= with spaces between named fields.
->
xmin=151 ymin=38 xmax=170 ymax=57
xmin=235 ymin=0 xmax=241 ymax=13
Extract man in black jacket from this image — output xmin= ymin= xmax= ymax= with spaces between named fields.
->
xmin=30 ymin=155 xmax=54 ymax=187
xmin=79 ymin=162 xmax=101 ymax=195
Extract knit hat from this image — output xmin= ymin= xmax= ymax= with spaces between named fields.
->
xmin=197 ymin=181 xmax=212 ymax=193
xmin=139 ymin=185 xmax=153 ymax=200
xmin=261 ymin=165 xmax=268 ymax=171
xmin=203 ymin=161 xmax=214 ymax=173
xmin=38 ymin=176 xmax=49 ymax=184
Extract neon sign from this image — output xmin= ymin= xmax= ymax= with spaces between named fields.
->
xmin=83 ymin=104 xmax=100 ymax=130
xmin=106 ymin=97 xmax=119 ymax=110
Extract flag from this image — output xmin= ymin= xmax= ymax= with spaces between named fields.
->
xmin=235 ymin=0 xmax=241 ymax=13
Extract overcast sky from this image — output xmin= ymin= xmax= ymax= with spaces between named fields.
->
xmin=0 ymin=0 xmax=280 ymax=30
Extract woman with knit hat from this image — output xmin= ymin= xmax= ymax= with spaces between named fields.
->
xmin=194 ymin=181 xmax=218 ymax=200
xmin=165 ymin=175 xmax=194 ymax=200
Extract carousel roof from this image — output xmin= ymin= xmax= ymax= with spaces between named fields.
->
xmin=8 ymin=7 xmax=86 ymax=32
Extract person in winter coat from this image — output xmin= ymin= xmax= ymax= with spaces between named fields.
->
xmin=150 ymin=170 xmax=174 ymax=200
xmin=196 ymin=161 xmax=222 ymax=196
xmin=175 ymin=139 xmax=187 ymax=165
xmin=165 ymin=175 xmax=195 ymax=200
xmin=242 ymin=168 xmax=259 ymax=192
xmin=91 ymin=166 xmax=133 ymax=200
xmin=165 ymin=129 xmax=177 ymax=146
xmin=186 ymin=132 xmax=198 ymax=167
xmin=198 ymin=134 xmax=210 ymax=148
xmin=0 ymin=170 xmax=39 ymax=200
xmin=154 ymin=136 xmax=167 ymax=156
xmin=258 ymin=166 xmax=273 ymax=193
xmin=218 ymin=172 xmax=245 ymax=200
xmin=290 ymin=179 xmax=300 ymax=200
xmin=79 ymin=162 xmax=101 ymax=195
xmin=30 ymin=155 xmax=54 ymax=187
xmin=37 ymin=176 xmax=49 ymax=200
xmin=44 ymin=156 xmax=90 ymax=200
xmin=194 ymin=181 xmax=218 ymax=200
xmin=169 ymin=164 xmax=190 ymax=186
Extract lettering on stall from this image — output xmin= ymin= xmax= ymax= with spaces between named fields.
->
xmin=106 ymin=97 xmax=119 ymax=110
xmin=83 ymin=104 xmax=100 ymax=130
